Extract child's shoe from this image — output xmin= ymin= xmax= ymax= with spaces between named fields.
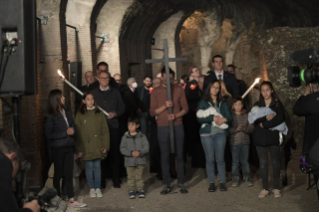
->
xmin=96 ymin=188 xmax=103 ymax=198
xmin=258 ymin=189 xmax=269 ymax=198
xmin=138 ymin=190 xmax=146 ymax=198
xmin=89 ymin=189 xmax=96 ymax=198
xmin=272 ymin=189 xmax=282 ymax=198
xmin=232 ymin=177 xmax=239 ymax=187
xmin=129 ymin=191 xmax=136 ymax=199
xmin=244 ymin=177 xmax=253 ymax=187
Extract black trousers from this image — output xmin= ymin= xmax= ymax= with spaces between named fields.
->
xmin=52 ymin=147 xmax=74 ymax=198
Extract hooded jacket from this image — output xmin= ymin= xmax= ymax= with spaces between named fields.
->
xmin=228 ymin=110 xmax=254 ymax=146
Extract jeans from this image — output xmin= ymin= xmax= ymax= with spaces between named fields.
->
xmin=231 ymin=144 xmax=251 ymax=179
xmin=157 ymin=124 xmax=185 ymax=186
xmin=256 ymin=145 xmax=280 ymax=189
xmin=139 ymin=112 xmax=150 ymax=140
xmin=52 ymin=147 xmax=74 ymax=198
xmin=126 ymin=165 xmax=145 ymax=192
xmin=201 ymin=133 xmax=226 ymax=183
xmin=85 ymin=158 xmax=101 ymax=189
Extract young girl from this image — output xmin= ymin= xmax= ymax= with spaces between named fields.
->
xmin=252 ymin=81 xmax=285 ymax=198
xmin=196 ymin=80 xmax=232 ymax=192
xmin=44 ymin=89 xmax=86 ymax=208
xmin=75 ymin=92 xmax=110 ymax=198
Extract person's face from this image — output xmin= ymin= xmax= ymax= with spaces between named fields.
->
xmin=210 ymin=82 xmax=220 ymax=96
xmin=85 ymin=72 xmax=95 ymax=85
xmin=128 ymin=122 xmax=139 ymax=133
xmin=261 ymin=84 xmax=273 ymax=101
xmin=144 ymin=77 xmax=152 ymax=87
xmin=233 ymin=101 xmax=243 ymax=113
xmin=153 ymin=79 xmax=161 ymax=88
xmin=212 ymin=57 xmax=223 ymax=71
xmin=98 ymin=72 xmax=110 ymax=87
xmin=60 ymin=95 xmax=65 ymax=105
xmin=162 ymin=73 xmax=174 ymax=84
xmin=97 ymin=65 xmax=108 ymax=75
xmin=114 ymin=75 xmax=122 ymax=85
xmin=129 ymin=79 xmax=136 ymax=88
xmin=191 ymin=67 xmax=200 ymax=78
xmin=83 ymin=94 xmax=95 ymax=109
xmin=226 ymin=67 xmax=235 ymax=75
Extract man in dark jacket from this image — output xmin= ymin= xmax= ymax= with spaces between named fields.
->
xmin=203 ymin=55 xmax=239 ymax=96
xmin=0 ymin=138 xmax=40 ymax=212
xmin=90 ymin=62 xmax=119 ymax=90
xmin=293 ymin=83 xmax=319 ymax=199
xmin=91 ymin=71 xmax=125 ymax=188
xmin=226 ymin=65 xmax=248 ymax=106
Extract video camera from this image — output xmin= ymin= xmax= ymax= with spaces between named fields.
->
xmin=287 ymin=47 xmax=319 ymax=87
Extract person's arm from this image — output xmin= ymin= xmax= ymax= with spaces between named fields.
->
xmin=222 ymin=102 xmax=232 ymax=125
xmin=101 ymin=113 xmax=110 ymax=151
xmin=114 ymin=90 xmax=126 ymax=117
xmin=228 ymin=114 xmax=238 ymax=135
xmin=44 ymin=116 xmax=68 ymax=140
xmin=262 ymin=101 xmax=285 ymax=129
xmin=67 ymin=110 xmax=76 ymax=134
xmin=293 ymin=95 xmax=309 ymax=116
xmin=245 ymin=122 xmax=255 ymax=134
xmin=138 ymin=136 xmax=150 ymax=156
xmin=196 ymin=100 xmax=214 ymax=124
xmin=150 ymin=89 xmax=167 ymax=116
xmin=120 ymin=136 xmax=132 ymax=156
xmin=175 ymin=87 xmax=189 ymax=119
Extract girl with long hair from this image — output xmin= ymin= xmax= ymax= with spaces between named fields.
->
xmin=44 ymin=89 xmax=86 ymax=208
xmin=196 ymin=80 xmax=232 ymax=192
xmin=75 ymin=92 xmax=110 ymax=198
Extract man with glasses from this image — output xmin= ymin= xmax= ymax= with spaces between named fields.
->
xmin=75 ymin=71 xmax=96 ymax=112
xmin=90 ymin=62 xmax=119 ymax=89
xmin=114 ymin=74 xmax=122 ymax=85
xmin=92 ymin=71 xmax=125 ymax=188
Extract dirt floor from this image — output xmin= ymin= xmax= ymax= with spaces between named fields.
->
xmin=67 ymin=159 xmax=319 ymax=212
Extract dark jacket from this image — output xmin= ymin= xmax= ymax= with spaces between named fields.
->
xmin=229 ymin=111 xmax=254 ymax=145
xmin=44 ymin=109 xmax=76 ymax=149
xmin=120 ymin=131 xmax=149 ymax=167
xmin=119 ymin=85 xmax=138 ymax=118
xmin=0 ymin=151 xmax=32 ymax=212
xmin=135 ymin=86 xmax=150 ymax=113
xmin=293 ymin=92 xmax=319 ymax=154
xmin=91 ymin=86 xmax=125 ymax=129
xmin=252 ymin=98 xmax=285 ymax=147
xmin=203 ymin=71 xmax=239 ymax=96
xmin=185 ymin=80 xmax=203 ymax=113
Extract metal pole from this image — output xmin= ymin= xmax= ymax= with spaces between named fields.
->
xmin=163 ymin=39 xmax=175 ymax=153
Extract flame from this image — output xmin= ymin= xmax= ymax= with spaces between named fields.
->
xmin=255 ymin=78 xmax=261 ymax=84
xmin=57 ymin=69 xmax=65 ymax=78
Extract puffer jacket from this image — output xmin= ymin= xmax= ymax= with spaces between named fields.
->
xmin=228 ymin=111 xmax=254 ymax=145
xmin=120 ymin=131 xmax=149 ymax=167
xmin=44 ymin=109 xmax=76 ymax=149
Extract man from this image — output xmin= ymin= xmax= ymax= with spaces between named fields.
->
xmin=92 ymin=71 xmax=125 ymax=188
xmin=135 ymin=75 xmax=152 ymax=140
xmin=150 ymin=68 xmax=189 ymax=194
xmin=203 ymin=55 xmax=239 ymax=96
xmin=293 ymin=83 xmax=319 ymax=199
xmin=90 ymin=62 xmax=119 ymax=89
xmin=75 ymin=71 xmax=97 ymax=112
xmin=114 ymin=74 xmax=122 ymax=85
xmin=226 ymin=64 xmax=248 ymax=106
xmin=0 ymin=138 xmax=40 ymax=212
xmin=153 ymin=78 xmax=161 ymax=88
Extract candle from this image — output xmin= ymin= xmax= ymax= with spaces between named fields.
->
xmin=57 ymin=70 xmax=109 ymax=116
xmin=241 ymin=78 xmax=261 ymax=99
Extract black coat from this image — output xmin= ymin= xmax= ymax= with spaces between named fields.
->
xmin=44 ymin=109 xmax=76 ymax=149
xmin=0 ymin=151 xmax=32 ymax=212
xmin=119 ymin=85 xmax=138 ymax=118
xmin=252 ymin=98 xmax=285 ymax=147
xmin=203 ymin=71 xmax=239 ymax=96
xmin=134 ymin=86 xmax=150 ymax=113
xmin=293 ymin=92 xmax=319 ymax=154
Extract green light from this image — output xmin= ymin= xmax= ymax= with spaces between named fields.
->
xmin=300 ymin=69 xmax=305 ymax=82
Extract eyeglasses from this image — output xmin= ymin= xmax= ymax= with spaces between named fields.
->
xmin=99 ymin=77 xmax=110 ymax=80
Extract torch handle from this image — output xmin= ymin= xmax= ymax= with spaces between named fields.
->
xmin=241 ymin=82 xmax=257 ymax=99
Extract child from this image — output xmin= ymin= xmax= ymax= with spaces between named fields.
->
xmin=44 ymin=89 xmax=87 ymax=208
xmin=120 ymin=116 xmax=149 ymax=199
xmin=228 ymin=96 xmax=254 ymax=187
xmin=75 ymin=92 xmax=110 ymax=198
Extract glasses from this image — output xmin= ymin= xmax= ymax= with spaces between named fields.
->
xmin=99 ymin=77 xmax=110 ymax=80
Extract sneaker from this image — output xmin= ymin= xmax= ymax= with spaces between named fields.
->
xmin=220 ymin=183 xmax=227 ymax=191
xmin=232 ymin=178 xmax=239 ymax=187
xmin=258 ymin=189 xmax=269 ymax=198
xmin=129 ymin=191 xmax=135 ymax=199
xmin=272 ymin=189 xmax=282 ymax=198
xmin=89 ymin=189 xmax=96 ymax=198
xmin=96 ymin=188 xmax=103 ymax=198
xmin=208 ymin=183 xmax=216 ymax=192
xmin=138 ymin=190 xmax=146 ymax=198
xmin=68 ymin=198 xmax=87 ymax=208
xmin=179 ymin=184 xmax=188 ymax=194
xmin=244 ymin=177 xmax=253 ymax=187
xmin=160 ymin=185 xmax=171 ymax=195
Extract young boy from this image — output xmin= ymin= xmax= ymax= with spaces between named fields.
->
xmin=228 ymin=96 xmax=254 ymax=187
xmin=120 ymin=116 xmax=149 ymax=199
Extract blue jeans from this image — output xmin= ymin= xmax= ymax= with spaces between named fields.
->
xmin=201 ymin=133 xmax=226 ymax=183
xmin=231 ymin=144 xmax=251 ymax=179
xmin=85 ymin=158 xmax=101 ymax=189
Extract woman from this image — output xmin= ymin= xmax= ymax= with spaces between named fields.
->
xmin=179 ymin=75 xmax=189 ymax=89
xmin=252 ymin=81 xmax=285 ymax=198
xmin=44 ymin=89 xmax=86 ymax=208
xmin=196 ymin=80 xmax=232 ymax=192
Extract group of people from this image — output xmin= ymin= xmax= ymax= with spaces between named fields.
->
xmin=41 ymin=54 xmax=316 ymax=209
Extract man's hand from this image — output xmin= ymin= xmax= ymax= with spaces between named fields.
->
xmin=77 ymin=152 xmax=83 ymax=158
xmin=303 ymin=84 xmax=311 ymax=96
xmin=266 ymin=114 xmax=275 ymax=120
xmin=101 ymin=148 xmax=107 ymax=154
xmin=165 ymin=101 xmax=173 ymax=108
xmin=67 ymin=127 xmax=74 ymax=135
xmin=168 ymin=114 xmax=176 ymax=121
xmin=260 ymin=123 xmax=264 ymax=128
xmin=107 ymin=112 xmax=116 ymax=119
xmin=23 ymin=200 xmax=40 ymax=212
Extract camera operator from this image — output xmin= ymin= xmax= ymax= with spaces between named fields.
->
xmin=293 ymin=83 xmax=319 ymax=198
xmin=0 ymin=138 xmax=40 ymax=212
